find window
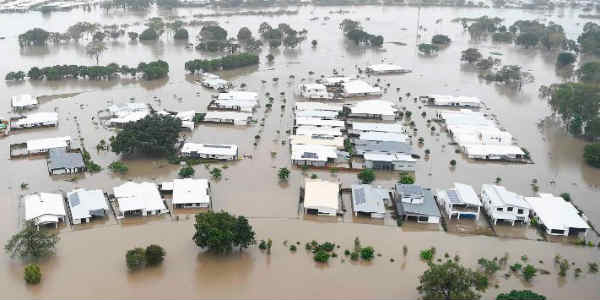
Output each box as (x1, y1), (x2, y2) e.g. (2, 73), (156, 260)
(496, 207), (503, 212)
(507, 207), (513, 212)
(517, 209), (524, 214)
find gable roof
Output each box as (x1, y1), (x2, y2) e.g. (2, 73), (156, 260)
(67, 189), (108, 220)
(24, 193), (66, 223)
(525, 193), (589, 231)
(481, 184), (529, 209)
(113, 182), (166, 213)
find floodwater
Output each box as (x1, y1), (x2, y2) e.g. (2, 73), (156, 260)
(1, 4), (600, 299)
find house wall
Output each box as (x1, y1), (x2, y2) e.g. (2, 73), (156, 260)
(293, 159), (327, 167)
(305, 207), (337, 216)
(182, 152), (236, 161)
(175, 203), (209, 209)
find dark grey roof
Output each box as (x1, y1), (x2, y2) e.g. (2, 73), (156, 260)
(355, 141), (413, 155)
(396, 184), (424, 197)
(395, 188), (440, 218)
(48, 148), (85, 170)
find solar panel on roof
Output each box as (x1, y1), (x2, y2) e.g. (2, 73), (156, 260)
(355, 188), (366, 205)
(301, 152), (318, 159)
(70, 194), (80, 206)
(446, 190), (461, 204)
(204, 144), (231, 149)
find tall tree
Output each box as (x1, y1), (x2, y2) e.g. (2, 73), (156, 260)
(193, 211), (256, 254)
(417, 260), (488, 300)
(5, 221), (60, 259)
(110, 114), (182, 156)
(86, 41), (107, 64)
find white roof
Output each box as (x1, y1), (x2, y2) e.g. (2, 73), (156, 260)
(295, 102), (343, 112)
(464, 145), (524, 156)
(525, 193), (589, 231)
(295, 126), (343, 137)
(12, 112), (58, 126)
(428, 94), (482, 106)
(291, 144), (337, 162)
(290, 135), (344, 149)
(441, 110), (496, 128)
(321, 76), (352, 85)
(363, 152), (415, 162)
(481, 184), (529, 209)
(352, 122), (406, 134)
(304, 179), (340, 212)
(108, 102), (147, 115)
(350, 100), (397, 116)
(24, 193), (66, 223)
(27, 136), (71, 152)
(11, 94), (38, 108)
(181, 143), (238, 156)
(172, 178), (210, 205)
(358, 131), (409, 143)
(351, 184), (387, 214)
(213, 99), (257, 110)
(176, 111), (196, 122)
(343, 80), (381, 95)
(295, 110), (339, 119)
(203, 78), (230, 87)
(204, 111), (252, 121)
(113, 182), (166, 213)
(295, 117), (345, 128)
(109, 111), (149, 124)
(299, 83), (327, 91)
(217, 91), (258, 101)
(368, 64), (408, 72)
(453, 183), (482, 206)
(67, 189), (109, 220)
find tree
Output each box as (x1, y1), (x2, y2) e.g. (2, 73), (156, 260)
(92, 31), (106, 42)
(311, 39), (317, 47)
(576, 62), (600, 83)
(357, 169), (375, 184)
(126, 248), (146, 271)
(266, 54), (274, 62)
(399, 175), (415, 184)
(417, 260), (488, 300)
(5, 221), (59, 259)
(179, 165), (195, 178)
(86, 41), (107, 64)
(313, 249), (330, 263)
(584, 143), (600, 168)
(108, 161), (129, 174)
(522, 264), (537, 281)
(556, 52), (576, 67)
(237, 27), (252, 42)
(360, 246), (375, 261)
(577, 22), (600, 56)
(516, 32), (540, 48)
(339, 19), (361, 33)
(145, 244), (166, 266)
(110, 114), (182, 156)
(492, 32), (513, 43)
(258, 22), (272, 35)
(548, 83), (600, 137)
(450, 159), (457, 166)
(138, 60), (169, 80)
(174, 28), (189, 40)
(278, 167), (290, 182)
(128, 31), (139, 40)
(24, 264), (42, 284)
(496, 290), (546, 300)
(461, 48), (482, 64)
(18, 28), (50, 47)
(210, 168), (222, 180)
(199, 25), (228, 41)
(192, 211), (256, 254)
(432, 34), (451, 45)
(139, 28), (158, 40)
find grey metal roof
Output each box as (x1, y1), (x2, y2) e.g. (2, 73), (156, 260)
(395, 188), (440, 218)
(47, 148), (85, 170)
(355, 140), (413, 155)
(351, 184), (387, 214)
(446, 189), (461, 204)
(396, 184), (424, 198)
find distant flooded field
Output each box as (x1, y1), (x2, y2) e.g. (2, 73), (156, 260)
(0, 4), (599, 298)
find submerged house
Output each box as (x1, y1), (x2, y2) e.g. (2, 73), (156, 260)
(290, 135), (345, 150)
(297, 83), (332, 99)
(355, 131), (409, 143)
(346, 100), (397, 121)
(366, 64), (411, 74)
(203, 111), (252, 125)
(113, 182), (168, 217)
(172, 178), (211, 209)
(10, 112), (58, 129)
(303, 179), (340, 216)
(181, 143), (238, 160)
(481, 184), (530, 226)
(295, 126), (343, 138)
(295, 102), (344, 113)
(24, 192), (66, 227)
(217, 91), (258, 101)
(11, 94), (38, 111)
(202, 77), (231, 90)
(295, 117), (345, 128)
(348, 122), (408, 135)
(525, 193), (590, 237)
(394, 184), (441, 224)
(47, 148), (85, 175)
(319, 76), (352, 88)
(107, 103), (149, 126)
(67, 189), (109, 224)
(295, 110), (339, 120)
(351, 184), (388, 218)
(209, 99), (257, 112)
(361, 152), (416, 171)
(291, 144), (338, 167)
(423, 94), (482, 108)
(436, 183), (481, 220)
(341, 80), (382, 97)
(26, 136), (71, 155)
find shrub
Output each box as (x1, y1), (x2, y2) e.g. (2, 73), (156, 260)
(496, 290), (546, 300)
(583, 143), (600, 168)
(174, 28), (189, 40)
(344, 249), (351, 256)
(24, 264), (41, 284)
(450, 159), (457, 166)
(139, 28), (158, 40)
(509, 263), (522, 272)
(126, 248), (146, 271)
(320, 242), (335, 252)
(399, 174), (415, 184)
(420, 247), (435, 261)
(108, 161), (129, 174)
(289, 245), (297, 252)
(522, 264), (537, 281)
(145, 244), (166, 266)
(350, 251), (359, 261)
(313, 250), (330, 263)
(259, 240), (267, 250)
(179, 165), (194, 178)
(357, 169), (375, 184)
(360, 246), (375, 261)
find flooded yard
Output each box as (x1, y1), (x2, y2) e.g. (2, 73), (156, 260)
(0, 3), (600, 299)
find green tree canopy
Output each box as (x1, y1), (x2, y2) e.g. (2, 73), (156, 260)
(576, 62), (600, 83)
(461, 48), (483, 64)
(174, 28), (189, 40)
(18, 28), (50, 47)
(200, 25), (228, 41)
(432, 34), (451, 45)
(5, 221), (60, 260)
(139, 28), (158, 40)
(418, 43), (440, 55)
(358, 169), (375, 184)
(192, 211), (256, 254)
(24, 264), (42, 284)
(145, 244), (166, 266)
(418, 260), (488, 300)
(556, 52), (576, 67)
(237, 27), (252, 41)
(577, 22), (600, 56)
(496, 290), (546, 300)
(584, 143), (600, 168)
(110, 114), (182, 156)
(126, 248), (146, 270)
(547, 83), (600, 137)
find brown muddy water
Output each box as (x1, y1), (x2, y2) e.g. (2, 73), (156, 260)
(1, 4), (600, 299)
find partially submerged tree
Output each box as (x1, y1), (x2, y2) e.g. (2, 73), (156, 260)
(126, 248), (146, 271)
(496, 290), (546, 300)
(5, 221), (60, 260)
(357, 169), (375, 184)
(584, 143), (600, 168)
(24, 264), (42, 284)
(418, 43), (440, 55)
(86, 41), (107, 65)
(278, 167), (290, 182)
(556, 52), (576, 68)
(461, 48), (483, 64)
(145, 244), (166, 266)
(110, 115), (182, 156)
(417, 260), (488, 300)
(431, 34), (451, 45)
(192, 211), (256, 254)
